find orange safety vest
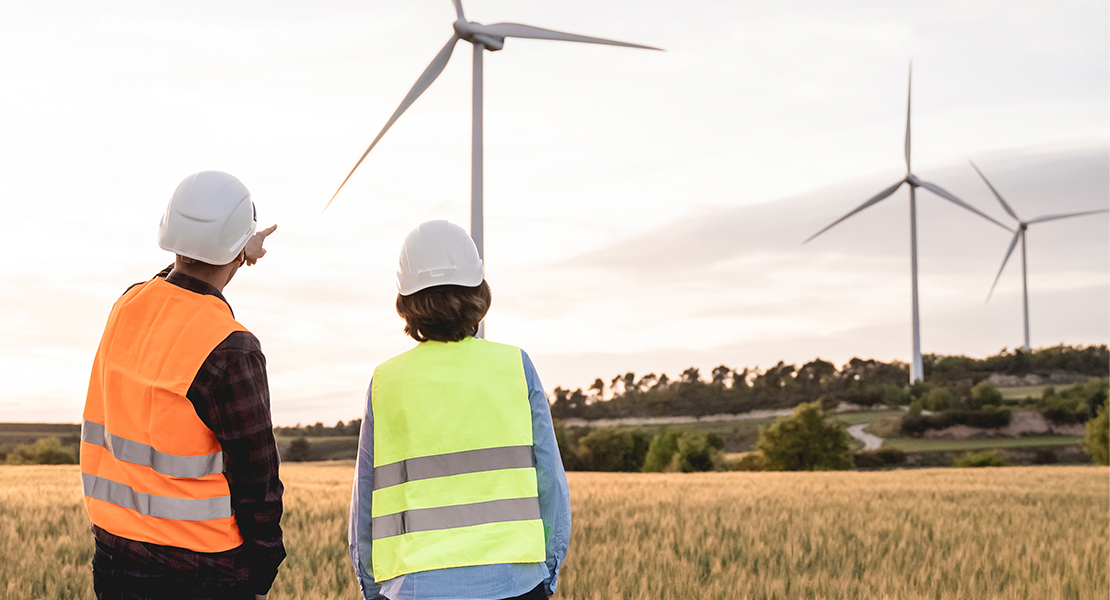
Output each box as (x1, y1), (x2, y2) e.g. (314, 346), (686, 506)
(81, 276), (246, 553)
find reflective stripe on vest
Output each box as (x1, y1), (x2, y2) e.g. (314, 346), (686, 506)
(370, 337), (545, 581)
(82, 420), (223, 479)
(80, 277), (245, 553)
(372, 445), (533, 491)
(82, 473), (233, 521)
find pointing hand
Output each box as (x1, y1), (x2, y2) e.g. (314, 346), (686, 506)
(244, 225), (278, 266)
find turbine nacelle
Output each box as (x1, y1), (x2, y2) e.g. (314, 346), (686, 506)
(453, 20), (505, 51)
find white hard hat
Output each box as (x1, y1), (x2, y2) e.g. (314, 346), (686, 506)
(158, 171), (257, 265)
(397, 220), (484, 295)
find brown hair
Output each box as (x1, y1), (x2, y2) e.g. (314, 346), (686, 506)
(396, 281), (491, 342)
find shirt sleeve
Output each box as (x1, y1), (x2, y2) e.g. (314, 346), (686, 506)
(349, 382), (385, 600)
(187, 332), (286, 595)
(521, 350), (572, 596)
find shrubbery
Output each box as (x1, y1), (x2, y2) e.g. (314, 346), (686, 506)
(280, 437), (317, 462)
(4, 436), (77, 465)
(854, 447), (906, 469)
(757, 401), (853, 471)
(1084, 403), (1109, 466)
(729, 452), (764, 471)
(1040, 378), (1108, 424)
(553, 425), (725, 472)
(575, 427), (652, 472)
(641, 430), (724, 473)
(969, 381), (1004, 409)
(954, 450), (1007, 468)
(900, 407), (1012, 435)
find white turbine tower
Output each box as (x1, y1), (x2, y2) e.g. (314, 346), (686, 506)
(804, 65), (1012, 383)
(326, 2), (659, 336)
(971, 161), (1110, 351)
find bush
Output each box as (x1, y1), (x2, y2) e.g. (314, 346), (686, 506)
(552, 419), (585, 471)
(1043, 378), (1109, 424)
(281, 437), (316, 462)
(642, 430), (724, 473)
(4, 436), (77, 465)
(954, 450), (1007, 468)
(901, 407), (1012, 435)
(729, 452), (764, 471)
(1084, 403), (1109, 466)
(969, 381), (1004, 409)
(844, 383), (909, 407)
(854, 447), (907, 469)
(1031, 449), (1058, 465)
(576, 426), (651, 472)
(924, 388), (952, 412)
(757, 401), (853, 471)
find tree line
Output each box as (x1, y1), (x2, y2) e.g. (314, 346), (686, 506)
(550, 345), (1109, 420)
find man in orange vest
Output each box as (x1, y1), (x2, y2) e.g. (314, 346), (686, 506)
(81, 171), (285, 600)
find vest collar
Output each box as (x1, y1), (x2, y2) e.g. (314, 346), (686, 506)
(164, 270), (234, 317)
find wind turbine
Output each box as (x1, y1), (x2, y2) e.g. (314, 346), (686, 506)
(326, 2), (659, 333)
(971, 160), (1109, 351)
(803, 65), (1012, 383)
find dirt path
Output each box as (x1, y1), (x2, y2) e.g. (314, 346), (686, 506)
(848, 424), (883, 450)
(562, 408), (796, 429)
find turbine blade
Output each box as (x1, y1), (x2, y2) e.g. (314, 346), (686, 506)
(905, 62), (912, 172)
(913, 178), (1012, 231)
(453, 0), (464, 20)
(803, 179), (904, 244)
(986, 230), (1022, 302)
(477, 22), (662, 50)
(1028, 208), (1110, 225)
(969, 160), (1020, 221)
(325, 35), (460, 211)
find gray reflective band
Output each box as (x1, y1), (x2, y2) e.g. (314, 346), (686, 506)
(82, 420), (223, 479)
(373, 445), (534, 491)
(81, 473), (233, 521)
(372, 496), (541, 540)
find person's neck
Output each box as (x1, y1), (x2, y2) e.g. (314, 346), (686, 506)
(172, 257), (235, 292)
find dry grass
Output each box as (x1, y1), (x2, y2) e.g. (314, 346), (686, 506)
(2, 464), (1106, 600)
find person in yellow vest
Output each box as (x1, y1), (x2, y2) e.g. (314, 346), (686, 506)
(349, 220), (572, 600)
(81, 171), (285, 600)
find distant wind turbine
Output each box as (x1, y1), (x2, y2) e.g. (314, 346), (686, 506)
(971, 160), (1109, 351)
(804, 65), (1012, 383)
(325, 2), (659, 318)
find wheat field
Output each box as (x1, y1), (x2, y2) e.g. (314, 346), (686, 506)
(2, 464), (1106, 600)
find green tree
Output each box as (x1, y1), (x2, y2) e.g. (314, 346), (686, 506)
(282, 437), (315, 462)
(576, 427), (651, 472)
(1084, 403), (1109, 466)
(641, 430), (681, 472)
(711, 365), (731, 387)
(671, 431), (724, 472)
(642, 430), (724, 473)
(756, 401), (853, 471)
(588, 378), (605, 400)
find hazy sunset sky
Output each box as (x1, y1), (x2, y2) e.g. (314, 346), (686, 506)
(1, 1), (1107, 425)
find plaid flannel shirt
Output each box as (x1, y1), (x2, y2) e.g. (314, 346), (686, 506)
(92, 267), (286, 595)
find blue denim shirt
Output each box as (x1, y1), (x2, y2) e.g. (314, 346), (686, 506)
(348, 348), (572, 600)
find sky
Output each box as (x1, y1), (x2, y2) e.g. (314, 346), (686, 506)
(0, 1), (1107, 425)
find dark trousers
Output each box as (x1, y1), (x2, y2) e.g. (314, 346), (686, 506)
(504, 583), (547, 600)
(92, 542), (254, 600)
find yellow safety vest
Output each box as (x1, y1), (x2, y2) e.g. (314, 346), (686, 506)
(370, 336), (545, 581)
